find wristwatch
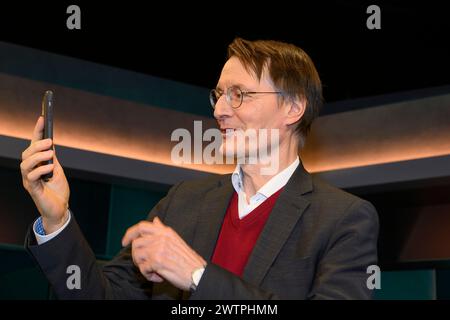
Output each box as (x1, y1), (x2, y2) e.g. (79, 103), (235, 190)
(190, 266), (205, 291)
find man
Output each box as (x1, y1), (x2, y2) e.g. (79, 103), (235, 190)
(20, 38), (379, 299)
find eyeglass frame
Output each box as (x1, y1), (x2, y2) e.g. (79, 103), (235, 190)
(209, 86), (283, 109)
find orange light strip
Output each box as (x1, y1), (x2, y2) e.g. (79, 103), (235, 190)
(1, 73), (449, 176)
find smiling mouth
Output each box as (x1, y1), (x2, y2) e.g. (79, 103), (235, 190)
(220, 128), (238, 137)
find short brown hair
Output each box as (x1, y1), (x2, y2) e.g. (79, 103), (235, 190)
(227, 38), (323, 146)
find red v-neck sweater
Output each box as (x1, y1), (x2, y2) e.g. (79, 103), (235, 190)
(211, 188), (283, 277)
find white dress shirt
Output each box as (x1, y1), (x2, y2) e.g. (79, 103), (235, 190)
(231, 157), (300, 219)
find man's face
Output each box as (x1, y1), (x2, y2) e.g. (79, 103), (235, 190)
(214, 57), (288, 160)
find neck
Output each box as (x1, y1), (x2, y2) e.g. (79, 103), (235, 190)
(240, 138), (299, 200)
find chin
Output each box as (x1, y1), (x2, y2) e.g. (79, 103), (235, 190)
(219, 141), (237, 159)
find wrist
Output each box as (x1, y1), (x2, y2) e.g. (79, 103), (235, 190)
(42, 211), (68, 234)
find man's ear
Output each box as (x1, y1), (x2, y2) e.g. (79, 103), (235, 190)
(285, 96), (306, 126)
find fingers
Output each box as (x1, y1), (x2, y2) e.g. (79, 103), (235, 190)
(31, 116), (45, 144)
(138, 262), (164, 283)
(124, 218), (192, 260)
(131, 234), (152, 250)
(20, 149), (54, 176)
(122, 224), (143, 247)
(22, 138), (53, 162)
(27, 163), (55, 182)
(148, 273), (164, 283)
(128, 219), (205, 289)
(130, 226), (198, 270)
(131, 239), (164, 283)
(122, 220), (162, 247)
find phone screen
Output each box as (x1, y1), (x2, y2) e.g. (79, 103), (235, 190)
(41, 90), (54, 181)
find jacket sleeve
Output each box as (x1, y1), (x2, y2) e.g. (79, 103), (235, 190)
(308, 199), (379, 299)
(189, 263), (280, 300)
(25, 182), (183, 299)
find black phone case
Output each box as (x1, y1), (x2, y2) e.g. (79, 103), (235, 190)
(41, 90), (54, 181)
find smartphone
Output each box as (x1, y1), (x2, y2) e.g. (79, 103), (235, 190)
(41, 90), (54, 181)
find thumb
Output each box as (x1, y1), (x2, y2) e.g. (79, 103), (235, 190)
(153, 216), (163, 225)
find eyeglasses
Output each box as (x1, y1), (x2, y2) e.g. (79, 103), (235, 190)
(209, 86), (282, 109)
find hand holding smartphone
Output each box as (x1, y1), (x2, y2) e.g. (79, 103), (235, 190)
(41, 90), (54, 181)
(20, 90), (70, 232)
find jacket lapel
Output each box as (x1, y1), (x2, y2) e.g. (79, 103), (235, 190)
(242, 162), (313, 286)
(191, 175), (234, 261)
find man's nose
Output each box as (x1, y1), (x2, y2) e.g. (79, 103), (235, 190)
(213, 96), (234, 120)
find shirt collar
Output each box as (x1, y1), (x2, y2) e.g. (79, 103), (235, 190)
(231, 157), (300, 198)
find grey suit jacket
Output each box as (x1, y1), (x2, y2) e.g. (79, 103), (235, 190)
(25, 162), (379, 299)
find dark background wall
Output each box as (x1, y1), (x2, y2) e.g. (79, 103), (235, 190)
(1, 1), (450, 300)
